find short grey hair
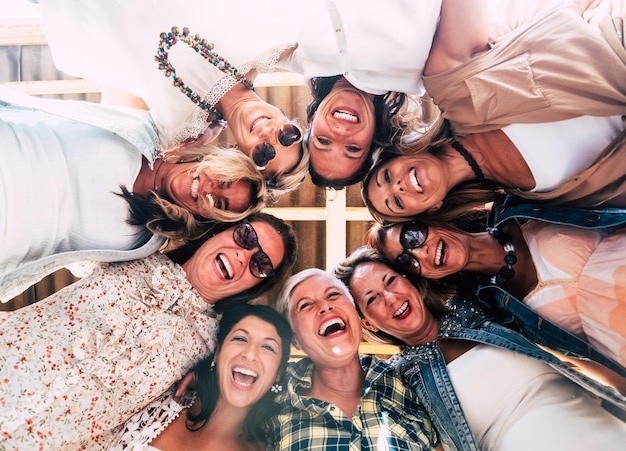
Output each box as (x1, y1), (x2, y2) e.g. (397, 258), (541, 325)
(277, 267), (354, 325)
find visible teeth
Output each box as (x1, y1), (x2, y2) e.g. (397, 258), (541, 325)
(232, 367), (258, 387)
(393, 301), (409, 318)
(435, 240), (445, 267)
(250, 117), (269, 132)
(332, 110), (358, 123)
(191, 176), (199, 200)
(217, 254), (233, 279)
(318, 317), (346, 336)
(233, 367), (258, 378)
(205, 193), (214, 207)
(409, 169), (423, 193)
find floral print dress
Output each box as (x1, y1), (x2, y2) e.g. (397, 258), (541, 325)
(0, 253), (218, 450)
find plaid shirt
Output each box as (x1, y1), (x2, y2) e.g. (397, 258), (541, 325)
(269, 355), (439, 450)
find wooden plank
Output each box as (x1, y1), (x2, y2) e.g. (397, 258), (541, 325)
(0, 19), (46, 46)
(290, 342), (400, 360)
(1, 79), (103, 95)
(1, 71), (304, 96)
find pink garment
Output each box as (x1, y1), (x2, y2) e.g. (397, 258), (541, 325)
(522, 220), (626, 366)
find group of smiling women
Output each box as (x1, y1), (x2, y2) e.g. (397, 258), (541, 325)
(2, 0), (626, 450)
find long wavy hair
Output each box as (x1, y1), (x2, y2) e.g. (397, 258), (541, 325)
(362, 118), (504, 223)
(263, 138), (310, 198)
(166, 212), (298, 313)
(332, 245), (449, 346)
(305, 75), (412, 188)
(120, 146), (267, 241)
(366, 215), (487, 301)
(186, 303), (293, 443)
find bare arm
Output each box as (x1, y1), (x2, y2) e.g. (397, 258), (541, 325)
(100, 84), (149, 110)
(424, 0), (490, 76)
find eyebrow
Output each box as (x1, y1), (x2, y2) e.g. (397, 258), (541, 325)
(312, 141), (362, 160)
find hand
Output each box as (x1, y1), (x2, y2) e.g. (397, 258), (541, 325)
(174, 371), (197, 402)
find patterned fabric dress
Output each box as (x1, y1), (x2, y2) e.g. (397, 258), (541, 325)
(521, 220), (626, 366)
(0, 253), (218, 450)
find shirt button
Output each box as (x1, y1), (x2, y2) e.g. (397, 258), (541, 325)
(330, 406), (336, 411)
(335, 28), (342, 32)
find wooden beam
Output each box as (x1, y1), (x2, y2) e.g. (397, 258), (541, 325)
(0, 19), (46, 46)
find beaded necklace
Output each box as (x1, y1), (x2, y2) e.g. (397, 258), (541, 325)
(155, 26), (254, 121)
(477, 227), (518, 285)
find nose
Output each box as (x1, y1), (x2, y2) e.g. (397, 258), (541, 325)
(383, 289), (399, 305)
(257, 122), (278, 144)
(241, 344), (258, 362)
(392, 177), (404, 193)
(318, 300), (334, 315)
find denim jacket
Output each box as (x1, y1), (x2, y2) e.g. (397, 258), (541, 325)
(390, 299), (626, 451)
(488, 196), (626, 230)
(479, 198), (626, 377)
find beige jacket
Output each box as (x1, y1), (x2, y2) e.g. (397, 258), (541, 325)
(424, 4), (626, 135)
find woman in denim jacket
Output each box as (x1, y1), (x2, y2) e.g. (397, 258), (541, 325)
(367, 200), (626, 374)
(334, 246), (626, 451)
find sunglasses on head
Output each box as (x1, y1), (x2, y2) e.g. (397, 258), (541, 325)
(233, 220), (275, 279)
(251, 122), (303, 168)
(394, 221), (429, 276)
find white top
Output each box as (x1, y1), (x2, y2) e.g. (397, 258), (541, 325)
(277, 0), (441, 95)
(0, 107), (143, 274)
(447, 344), (626, 450)
(501, 115), (623, 191)
(39, 0), (301, 148)
(0, 86), (163, 301)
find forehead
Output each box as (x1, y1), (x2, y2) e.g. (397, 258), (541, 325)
(292, 274), (339, 297)
(380, 226), (403, 254)
(351, 262), (388, 290)
(227, 315), (281, 342)
(250, 220), (285, 265)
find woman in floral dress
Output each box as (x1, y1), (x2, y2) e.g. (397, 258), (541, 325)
(0, 213), (296, 450)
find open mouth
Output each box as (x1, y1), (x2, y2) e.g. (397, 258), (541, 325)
(215, 254), (234, 280)
(191, 176), (199, 201)
(435, 239), (446, 267)
(409, 168), (424, 193)
(393, 301), (409, 319)
(332, 109), (359, 123)
(318, 317), (347, 336)
(250, 116), (270, 133)
(232, 366), (258, 387)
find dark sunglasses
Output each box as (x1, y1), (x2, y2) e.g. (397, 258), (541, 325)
(394, 221), (429, 276)
(251, 122), (303, 168)
(233, 221), (275, 279)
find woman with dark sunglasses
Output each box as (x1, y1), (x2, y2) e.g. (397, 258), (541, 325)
(334, 246), (626, 451)
(0, 212), (297, 450)
(367, 204), (626, 372)
(38, 0), (626, 192)
(0, 85), (271, 303)
(37, 1), (309, 194)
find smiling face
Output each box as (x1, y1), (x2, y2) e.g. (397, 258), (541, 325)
(378, 224), (470, 279)
(182, 220), (285, 303)
(307, 78), (376, 181)
(367, 154), (450, 219)
(349, 262), (439, 346)
(289, 273), (362, 368)
(228, 100), (303, 176)
(214, 315), (283, 409)
(162, 162), (253, 215)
